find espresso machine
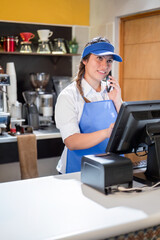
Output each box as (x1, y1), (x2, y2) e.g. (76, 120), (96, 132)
(0, 71), (11, 134)
(30, 72), (54, 127)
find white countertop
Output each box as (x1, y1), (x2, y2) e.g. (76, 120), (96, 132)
(33, 126), (61, 140)
(0, 125), (61, 143)
(0, 172), (160, 240)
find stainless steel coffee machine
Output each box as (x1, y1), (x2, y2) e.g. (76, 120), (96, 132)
(0, 72), (11, 134)
(30, 72), (54, 127)
(0, 73), (10, 112)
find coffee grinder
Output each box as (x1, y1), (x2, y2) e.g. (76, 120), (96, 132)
(30, 72), (54, 127)
(38, 93), (53, 126)
(22, 91), (39, 130)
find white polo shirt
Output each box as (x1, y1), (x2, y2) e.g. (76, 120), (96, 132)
(55, 78), (109, 173)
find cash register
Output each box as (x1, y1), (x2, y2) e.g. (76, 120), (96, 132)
(81, 100), (160, 193)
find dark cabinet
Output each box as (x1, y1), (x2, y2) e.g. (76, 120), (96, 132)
(0, 21), (79, 103)
(0, 138), (64, 164)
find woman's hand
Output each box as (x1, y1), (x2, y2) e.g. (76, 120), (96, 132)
(107, 76), (122, 112)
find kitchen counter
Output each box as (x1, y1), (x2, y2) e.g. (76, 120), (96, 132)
(0, 125), (61, 143)
(0, 172), (160, 240)
(34, 125), (61, 140)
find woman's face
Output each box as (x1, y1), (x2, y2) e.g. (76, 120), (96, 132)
(83, 54), (113, 85)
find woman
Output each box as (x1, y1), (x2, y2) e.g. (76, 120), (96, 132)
(55, 37), (122, 174)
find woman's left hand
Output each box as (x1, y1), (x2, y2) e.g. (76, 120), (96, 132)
(107, 76), (122, 112)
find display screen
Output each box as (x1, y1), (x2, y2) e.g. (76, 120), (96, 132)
(106, 100), (160, 182)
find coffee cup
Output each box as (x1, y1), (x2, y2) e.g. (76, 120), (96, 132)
(37, 29), (53, 41)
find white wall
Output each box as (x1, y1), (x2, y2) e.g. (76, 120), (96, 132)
(89, 0), (160, 78)
(72, 26), (90, 77)
(90, 0), (160, 26)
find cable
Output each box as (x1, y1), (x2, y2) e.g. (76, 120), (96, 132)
(117, 181), (160, 193)
(134, 146), (148, 157)
(135, 151), (148, 157)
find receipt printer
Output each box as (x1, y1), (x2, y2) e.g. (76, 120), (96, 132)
(81, 153), (133, 194)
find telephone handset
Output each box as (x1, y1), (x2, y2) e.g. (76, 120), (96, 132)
(106, 71), (112, 93)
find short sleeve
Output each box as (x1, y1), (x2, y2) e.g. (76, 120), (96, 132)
(55, 88), (80, 141)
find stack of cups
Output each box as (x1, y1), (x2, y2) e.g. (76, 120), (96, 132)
(6, 62), (18, 114)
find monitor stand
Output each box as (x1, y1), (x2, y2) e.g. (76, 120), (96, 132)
(133, 171), (156, 186)
(134, 123), (160, 186)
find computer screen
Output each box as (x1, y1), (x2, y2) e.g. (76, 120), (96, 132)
(106, 100), (160, 183)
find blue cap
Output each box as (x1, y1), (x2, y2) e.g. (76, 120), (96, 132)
(82, 42), (122, 62)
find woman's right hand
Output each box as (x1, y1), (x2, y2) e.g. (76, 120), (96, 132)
(107, 123), (115, 138)
(64, 123), (115, 151)
(107, 76), (122, 112)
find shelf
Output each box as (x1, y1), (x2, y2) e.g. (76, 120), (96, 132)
(0, 21), (74, 104)
(0, 51), (81, 57)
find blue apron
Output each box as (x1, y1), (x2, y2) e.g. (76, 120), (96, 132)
(66, 100), (117, 173)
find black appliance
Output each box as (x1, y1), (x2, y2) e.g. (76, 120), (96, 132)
(22, 91), (39, 130)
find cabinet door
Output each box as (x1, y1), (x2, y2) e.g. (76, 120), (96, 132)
(120, 11), (160, 101)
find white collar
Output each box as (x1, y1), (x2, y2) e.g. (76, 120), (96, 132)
(82, 78), (107, 97)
